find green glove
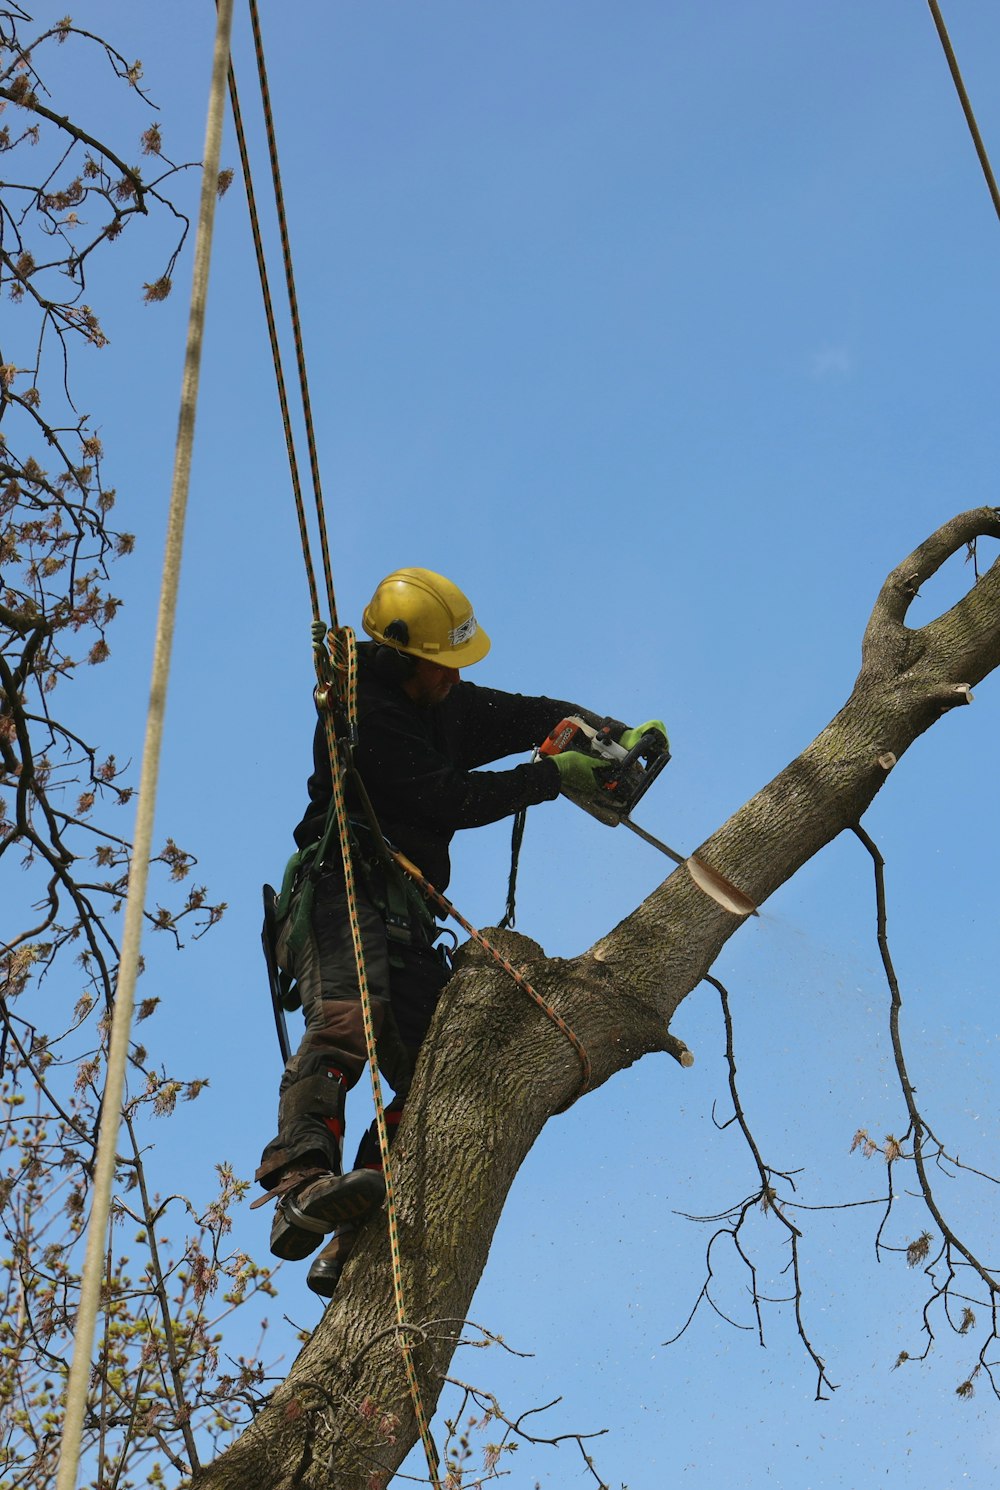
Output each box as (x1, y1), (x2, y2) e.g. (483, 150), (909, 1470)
(550, 749), (607, 796)
(619, 719), (669, 752)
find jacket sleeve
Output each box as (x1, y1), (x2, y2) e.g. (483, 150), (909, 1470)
(354, 699), (563, 833)
(449, 683), (625, 770)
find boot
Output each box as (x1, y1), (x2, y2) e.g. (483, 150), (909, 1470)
(269, 1169), (385, 1262)
(352, 1095), (404, 1171)
(260, 1067), (385, 1261)
(306, 1224), (358, 1298)
(302, 1100), (401, 1290)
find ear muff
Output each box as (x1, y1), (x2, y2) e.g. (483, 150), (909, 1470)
(373, 640), (417, 682)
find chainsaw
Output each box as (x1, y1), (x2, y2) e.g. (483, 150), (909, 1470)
(539, 716), (755, 916)
(539, 715), (670, 825)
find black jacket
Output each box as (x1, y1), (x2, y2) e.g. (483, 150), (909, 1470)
(294, 645), (610, 891)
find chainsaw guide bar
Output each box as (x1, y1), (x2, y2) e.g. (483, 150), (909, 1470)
(542, 717), (757, 917)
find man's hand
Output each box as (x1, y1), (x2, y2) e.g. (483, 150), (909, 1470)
(550, 749), (607, 796)
(619, 719), (669, 751)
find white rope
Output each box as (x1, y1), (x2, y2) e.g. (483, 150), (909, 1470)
(54, 4), (235, 1486)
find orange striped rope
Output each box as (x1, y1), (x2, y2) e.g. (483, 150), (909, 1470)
(315, 629), (441, 1482)
(228, 6), (442, 1474)
(231, 8), (592, 1468)
(224, 49), (320, 623)
(390, 850), (592, 1110)
(246, 0), (339, 627)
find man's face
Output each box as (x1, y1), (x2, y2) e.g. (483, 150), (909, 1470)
(402, 658), (461, 706)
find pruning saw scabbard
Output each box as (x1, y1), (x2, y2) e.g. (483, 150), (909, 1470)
(261, 882), (297, 1067)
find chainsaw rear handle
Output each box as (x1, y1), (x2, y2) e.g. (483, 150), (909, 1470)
(538, 715), (593, 758)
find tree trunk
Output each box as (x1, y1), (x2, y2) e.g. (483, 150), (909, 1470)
(191, 508), (1000, 1490)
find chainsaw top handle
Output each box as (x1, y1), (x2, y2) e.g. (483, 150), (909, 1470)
(593, 719), (670, 815)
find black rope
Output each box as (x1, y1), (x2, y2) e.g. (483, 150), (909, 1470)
(499, 805), (527, 930)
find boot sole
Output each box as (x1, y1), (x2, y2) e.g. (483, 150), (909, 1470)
(270, 1171), (385, 1261)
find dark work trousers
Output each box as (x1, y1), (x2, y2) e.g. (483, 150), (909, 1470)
(256, 868), (450, 1190)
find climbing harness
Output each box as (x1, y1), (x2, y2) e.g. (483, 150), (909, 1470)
(340, 744), (593, 1107)
(260, 797), (440, 1070)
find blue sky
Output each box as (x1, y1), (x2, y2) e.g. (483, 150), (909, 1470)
(26, 3), (1000, 1486)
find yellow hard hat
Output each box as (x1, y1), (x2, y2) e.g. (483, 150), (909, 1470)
(362, 568), (491, 668)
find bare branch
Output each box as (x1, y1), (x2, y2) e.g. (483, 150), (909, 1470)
(852, 824), (1000, 1396)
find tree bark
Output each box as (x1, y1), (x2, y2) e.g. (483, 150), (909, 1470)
(191, 508), (1000, 1490)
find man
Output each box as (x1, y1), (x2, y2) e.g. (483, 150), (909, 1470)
(256, 567), (665, 1297)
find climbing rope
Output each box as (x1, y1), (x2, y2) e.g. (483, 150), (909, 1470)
(230, 14), (442, 1477)
(224, 48), (320, 622)
(234, 5), (592, 1470)
(54, 6), (236, 1489)
(314, 628), (443, 1483)
(246, 0), (338, 627)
